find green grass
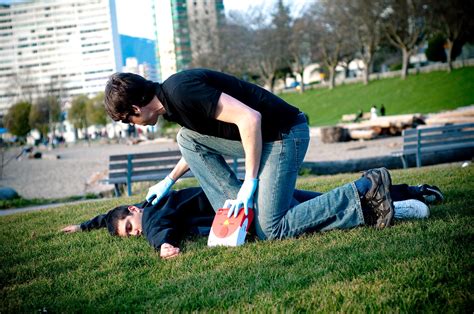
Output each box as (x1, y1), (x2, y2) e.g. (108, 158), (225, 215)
(1, 163), (472, 312)
(281, 67), (474, 126)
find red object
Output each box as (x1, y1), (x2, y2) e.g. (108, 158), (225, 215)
(207, 208), (254, 246)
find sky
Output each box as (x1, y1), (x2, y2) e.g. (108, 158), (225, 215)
(1, 0), (309, 40)
(116, 0), (310, 40)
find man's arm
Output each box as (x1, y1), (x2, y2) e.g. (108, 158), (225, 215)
(214, 92), (262, 216)
(146, 157), (190, 205)
(169, 157), (190, 181)
(60, 214), (108, 233)
(148, 188), (211, 259)
(214, 92), (262, 179)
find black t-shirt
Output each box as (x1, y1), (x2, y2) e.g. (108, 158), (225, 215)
(156, 69), (300, 142)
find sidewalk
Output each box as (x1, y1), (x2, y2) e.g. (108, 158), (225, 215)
(0, 198), (110, 216)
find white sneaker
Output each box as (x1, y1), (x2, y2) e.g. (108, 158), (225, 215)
(394, 199), (430, 219)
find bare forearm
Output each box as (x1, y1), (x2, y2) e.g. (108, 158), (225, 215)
(238, 113), (262, 179)
(169, 157), (189, 181)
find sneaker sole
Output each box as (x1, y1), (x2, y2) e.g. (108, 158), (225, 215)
(375, 168), (395, 229)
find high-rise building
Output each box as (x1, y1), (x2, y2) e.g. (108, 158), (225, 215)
(187, 0), (224, 63)
(120, 34), (158, 81)
(152, 0), (224, 81)
(0, 0), (122, 115)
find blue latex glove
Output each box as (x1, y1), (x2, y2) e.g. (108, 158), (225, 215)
(225, 178), (258, 218)
(146, 176), (175, 206)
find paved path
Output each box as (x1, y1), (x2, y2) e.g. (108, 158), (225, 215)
(0, 198), (109, 216)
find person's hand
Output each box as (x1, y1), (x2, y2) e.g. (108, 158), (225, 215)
(160, 243), (180, 259)
(224, 178), (258, 218)
(61, 225), (81, 233)
(146, 176), (175, 206)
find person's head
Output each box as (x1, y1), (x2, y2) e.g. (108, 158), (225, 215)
(104, 72), (164, 126)
(106, 205), (144, 237)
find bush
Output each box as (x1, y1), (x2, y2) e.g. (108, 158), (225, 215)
(3, 101), (31, 138)
(425, 34), (463, 62)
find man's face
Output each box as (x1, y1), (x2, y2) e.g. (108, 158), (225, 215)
(116, 206), (144, 237)
(126, 96), (166, 126)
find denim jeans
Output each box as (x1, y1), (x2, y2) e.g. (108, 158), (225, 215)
(177, 122), (365, 240)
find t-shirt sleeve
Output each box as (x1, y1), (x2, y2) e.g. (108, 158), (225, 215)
(171, 73), (222, 119)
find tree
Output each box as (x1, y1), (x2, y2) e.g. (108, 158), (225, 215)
(346, 0), (385, 85)
(272, 0), (292, 65)
(248, 1), (292, 92)
(382, 0), (429, 79)
(3, 101), (31, 138)
(425, 33), (463, 63)
(29, 96), (60, 138)
(252, 26), (282, 92)
(191, 11), (254, 77)
(68, 94), (90, 138)
(310, 0), (355, 89)
(427, 0), (474, 72)
(288, 15), (313, 93)
(87, 93), (107, 126)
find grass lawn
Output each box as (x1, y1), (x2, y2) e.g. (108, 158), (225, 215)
(281, 67), (474, 126)
(1, 163), (472, 312)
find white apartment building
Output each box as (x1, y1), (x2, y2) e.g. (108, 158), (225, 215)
(0, 0), (122, 116)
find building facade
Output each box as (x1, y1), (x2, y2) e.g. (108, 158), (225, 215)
(120, 34), (157, 81)
(0, 0), (122, 116)
(187, 0), (224, 64)
(152, 0), (224, 81)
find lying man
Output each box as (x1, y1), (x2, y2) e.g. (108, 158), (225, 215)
(62, 181), (444, 259)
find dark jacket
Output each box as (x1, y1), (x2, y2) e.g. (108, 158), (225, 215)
(80, 187), (215, 250)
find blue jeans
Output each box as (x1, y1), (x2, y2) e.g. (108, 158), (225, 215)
(177, 122), (365, 240)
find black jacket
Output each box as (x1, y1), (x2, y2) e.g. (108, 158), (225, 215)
(80, 187), (215, 250)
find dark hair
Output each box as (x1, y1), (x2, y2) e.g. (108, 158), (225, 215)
(104, 72), (158, 122)
(105, 205), (133, 236)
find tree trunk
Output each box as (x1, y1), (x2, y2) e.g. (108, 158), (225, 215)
(445, 39), (453, 73)
(363, 64), (369, 85)
(299, 70), (305, 94)
(328, 66), (336, 90)
(265, 74), (275, 93)
(363, 52), (373, 85)
(401, 48), (410, 80)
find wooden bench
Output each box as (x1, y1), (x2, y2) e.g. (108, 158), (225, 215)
(392, 123), (474, 168)
(104, 149), (245, 196)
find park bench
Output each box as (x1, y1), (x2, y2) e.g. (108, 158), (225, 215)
(392, 122), (474, 168)
(104, 149), (245, 196)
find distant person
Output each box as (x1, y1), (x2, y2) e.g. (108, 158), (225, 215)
(380, 104), (386, 116)
(370, 105), (378, 120)
(61, 184), (444, 259)
(127, 124), (136, 138)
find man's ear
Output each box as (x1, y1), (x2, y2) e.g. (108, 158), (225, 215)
(128, 205), (143, 213)
(130, 105), (141, 115)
